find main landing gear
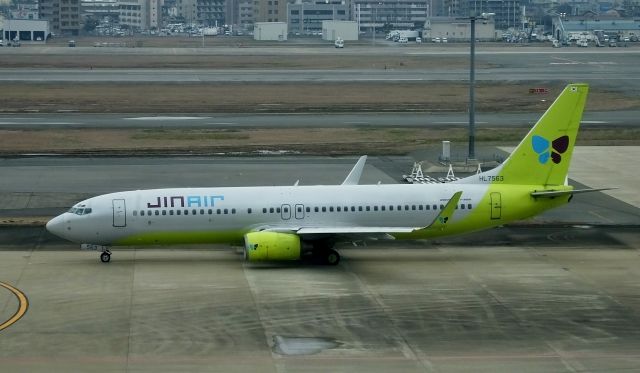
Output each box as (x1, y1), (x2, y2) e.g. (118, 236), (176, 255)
(310, 242), (340, 266)
(100, 250), (112, 263)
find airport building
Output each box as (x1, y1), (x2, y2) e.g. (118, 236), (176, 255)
(423, 16), (496, 40)
(81, 0), (120, 19)
(351, 0), (430, 31)
(254, 21), (287, 39)
(176, 0), (225, 26)
(1, 19), (50, 42)
(287, 1), (349, 36)
(456, 0), (521, 29)
(322, 20), (358, 40)
(38, 0), (81, 35)
(254, 0), (287, 22)
(118, 0), (162, 30)
(552, 16), (640, 40)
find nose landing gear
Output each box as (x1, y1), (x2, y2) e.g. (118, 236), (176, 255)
(100, 250), (112, 263)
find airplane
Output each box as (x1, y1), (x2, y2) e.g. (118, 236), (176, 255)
(46, 83), (609, 265)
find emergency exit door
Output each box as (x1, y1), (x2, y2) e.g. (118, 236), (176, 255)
(112, 199), (127, 227)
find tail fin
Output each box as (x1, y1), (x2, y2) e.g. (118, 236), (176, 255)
(497, 83), (589, 186)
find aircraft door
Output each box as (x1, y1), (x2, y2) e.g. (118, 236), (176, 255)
(295, 204), (305, 220)
(281, 204), (291, 220)
(490, 192), (501, 220)
(112, 199), (127, 227)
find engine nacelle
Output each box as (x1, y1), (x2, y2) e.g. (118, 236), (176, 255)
(244, 232), (301, 262)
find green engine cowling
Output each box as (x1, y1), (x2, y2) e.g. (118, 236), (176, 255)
(244, 232), (302, 262)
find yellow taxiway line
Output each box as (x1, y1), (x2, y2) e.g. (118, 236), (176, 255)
(0, 281), (29, 332)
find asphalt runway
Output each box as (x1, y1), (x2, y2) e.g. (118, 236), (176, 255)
(2, 48), (640, 88)
(1, 66), (638, 83)
(0, 155), (639, 372)
(0, 111), (638, 129)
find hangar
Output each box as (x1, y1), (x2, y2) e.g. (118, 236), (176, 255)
(1, 19), (50, 44)
(254, 22), (288, 41)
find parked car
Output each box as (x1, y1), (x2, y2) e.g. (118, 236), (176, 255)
(415, 37), (422, 43)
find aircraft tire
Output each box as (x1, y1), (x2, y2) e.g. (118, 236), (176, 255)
(100, 252), (111, 263)
(325, 249), (340, 266)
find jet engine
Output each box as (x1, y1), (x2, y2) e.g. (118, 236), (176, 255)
(244, 232), (301, 262)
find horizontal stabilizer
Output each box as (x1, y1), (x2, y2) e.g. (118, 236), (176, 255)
(531, 187), (616, 198)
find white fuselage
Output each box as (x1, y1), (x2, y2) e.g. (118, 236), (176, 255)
(47, 183), (488, 246)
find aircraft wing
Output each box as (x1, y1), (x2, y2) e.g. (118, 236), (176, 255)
(341, 156), (367, 185)
(262, 191), (464, 237)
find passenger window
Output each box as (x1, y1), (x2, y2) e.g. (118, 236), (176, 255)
(351, 206), (355, 212)
(432, 205), (437, 210)
(461, 204), (465, 209)
(217, 209), (222, 215)
(366, 206), (370, 211)
(276, 207), (281, 213)
(263, 208), (267, 213)
(440, 205), (444, 210)
(147, 210), (151, 216)
(177, 210), (181, 215)
(224, 209), (228, 214)
(381, 206), (385, 211)
(389, 205), (394, 211)
(411, 205), (416, 211)
(232, 208), (236, 214)
(374, 206), (378, 211)
(315, 207), (319, 212)
(247, 208), (252, 214)
(337, 207), (341, 212)
(208, 209), (213, 214)
(133, 211), (138, 216)
(140, 211), (145, 216)
(358, 206), (363, 211)
(468, 204), (472, 209)
(404, 205), (409, 210)
(425, 205), (430, 210)
(397, 205), (402, 210)
(418, 205), (423, 210)
(184, 210), (189, 215)
(329, 207), (334, 212)
(200, 209), (204, 215)
(170, 210), (174, 215)
(162, 210), (166, 216)
(284, 207), (288, 213)
(322, 207), (326, 212)
(306, 207), (311, 213)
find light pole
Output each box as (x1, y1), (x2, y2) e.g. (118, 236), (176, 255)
(372, 2), (381, 45)
(459, 12), (493, 161)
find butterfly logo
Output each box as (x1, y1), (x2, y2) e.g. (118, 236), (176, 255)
(532, 135), (569, 164)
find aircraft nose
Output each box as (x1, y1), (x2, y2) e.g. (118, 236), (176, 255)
(46, 215), (68, 239)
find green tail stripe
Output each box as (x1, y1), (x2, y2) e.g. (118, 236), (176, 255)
(498, 84), (589, 186)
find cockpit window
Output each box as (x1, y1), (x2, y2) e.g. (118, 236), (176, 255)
(67, 207), (92, 215)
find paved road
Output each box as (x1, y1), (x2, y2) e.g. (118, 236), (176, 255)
(1, 156), (638, 225)
(1, 225), (639, 372)
(1, 48), (639, 86)
(0, 111), (638, 129)
(1, 66), (639, 83)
